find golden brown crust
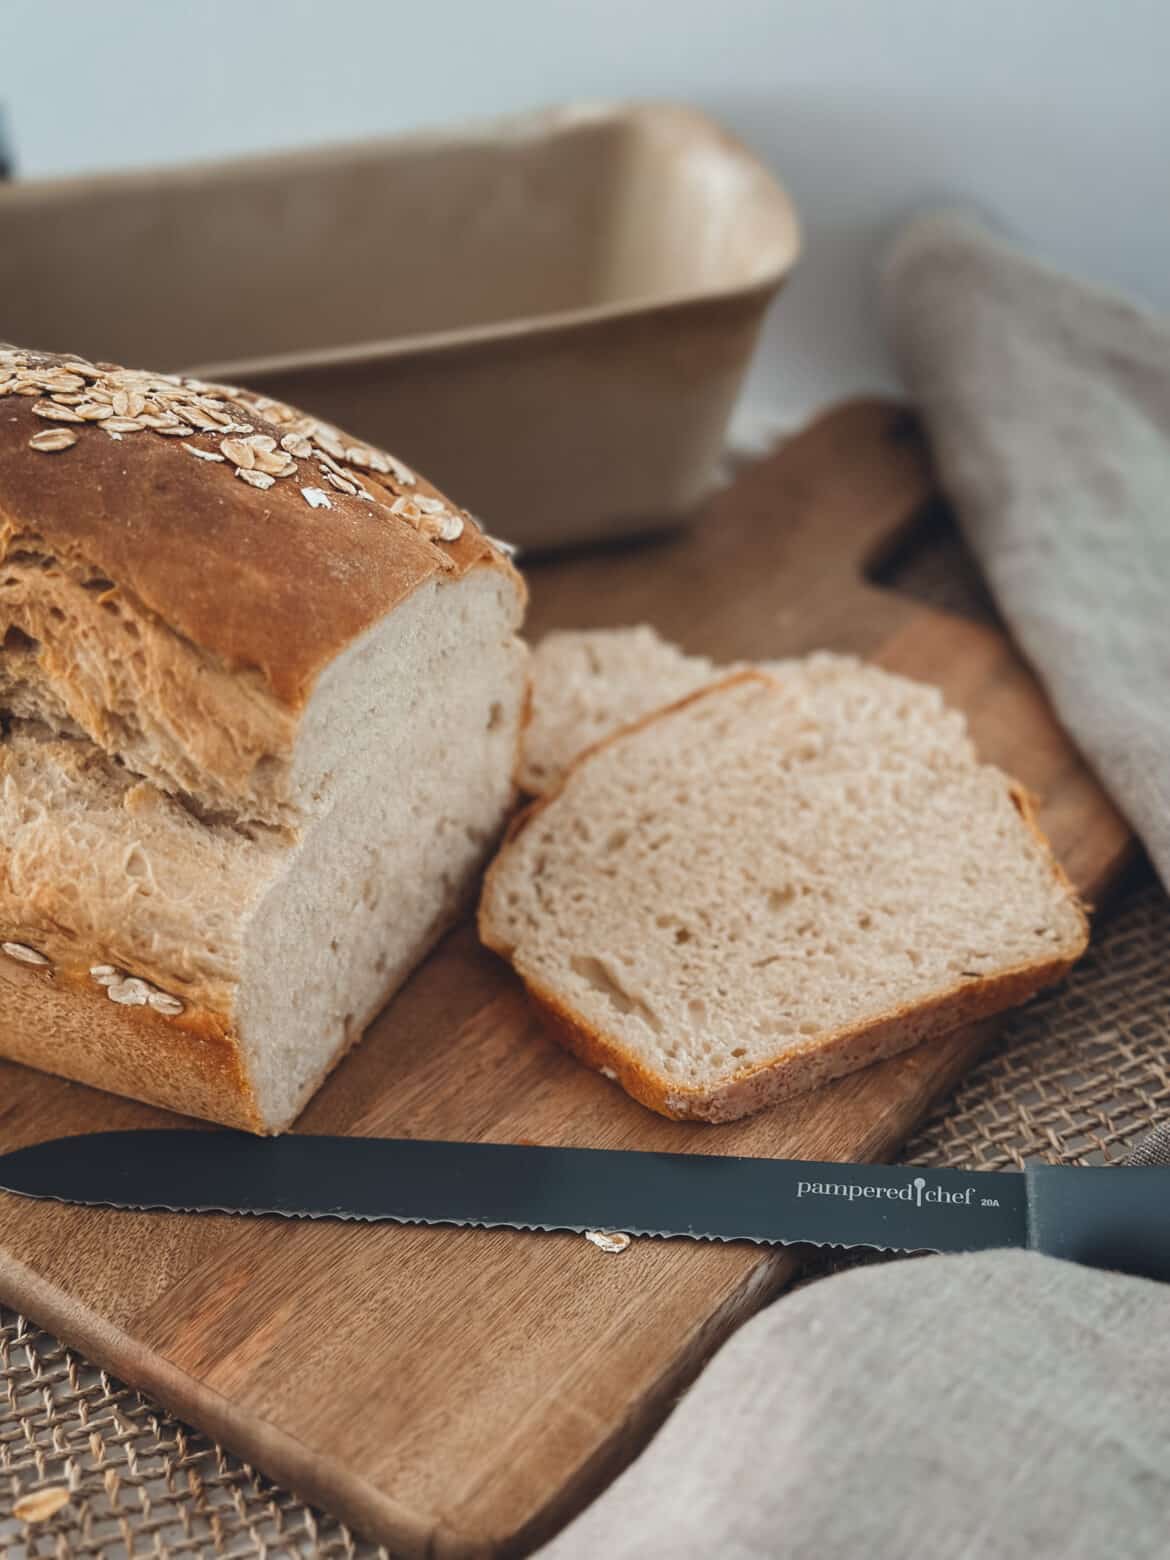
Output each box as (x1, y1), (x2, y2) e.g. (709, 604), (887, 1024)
(0, 345), (523, 709)
(0, 955), (264, 1132)
(518, 945), (1082, 1123)
(478, 671), (1090, 1124)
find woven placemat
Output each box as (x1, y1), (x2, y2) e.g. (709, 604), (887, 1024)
(3, 502), (1168, 1559)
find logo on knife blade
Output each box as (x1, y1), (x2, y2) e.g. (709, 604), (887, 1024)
(795, 1174), (999, 1209)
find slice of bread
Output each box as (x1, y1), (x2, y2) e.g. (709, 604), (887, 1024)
(518, 626), (717, 795)
(481, 658), (1088, 1122)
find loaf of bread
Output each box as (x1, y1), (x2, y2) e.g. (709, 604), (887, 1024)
(481, 659), (1087, 1122)
(0, 344), (527, 1132)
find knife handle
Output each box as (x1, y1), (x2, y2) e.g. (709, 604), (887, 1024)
(1026, 1164), (1170, 1283)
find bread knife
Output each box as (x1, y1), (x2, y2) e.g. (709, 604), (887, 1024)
(2, 1132), (1168, 1281)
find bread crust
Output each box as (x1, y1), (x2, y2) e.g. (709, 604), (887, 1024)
(479, 676), (1089, 1124)
(0, 891), (473, 1132)
(0, 954), (265, 1131)
(517, 940), (1082, 1122)
(0, 346), (523, 711)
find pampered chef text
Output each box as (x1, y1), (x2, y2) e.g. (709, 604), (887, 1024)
(795, 1175), (985, 1208)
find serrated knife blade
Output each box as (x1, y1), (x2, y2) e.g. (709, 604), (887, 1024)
(1, 1132), (1168, 1279)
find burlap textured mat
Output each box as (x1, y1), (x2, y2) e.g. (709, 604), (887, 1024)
(3, 507), (1168, 1558)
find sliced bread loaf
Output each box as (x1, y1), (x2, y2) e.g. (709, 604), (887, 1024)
(480, 658), (1087, 1122)
(0, 344), (527, 1133)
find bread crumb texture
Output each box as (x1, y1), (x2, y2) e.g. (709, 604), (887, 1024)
(519, 626), (719, 794)
(520, 624), (803, 795)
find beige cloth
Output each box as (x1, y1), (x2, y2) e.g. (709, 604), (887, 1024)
(541, 1248), (1170, 1560)
(883, 212), (1170, 894)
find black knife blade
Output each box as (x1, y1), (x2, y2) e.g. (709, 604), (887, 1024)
(1, 1133), (1167, 1279)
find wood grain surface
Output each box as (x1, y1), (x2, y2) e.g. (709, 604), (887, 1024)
(0, 401), (1132, 1556)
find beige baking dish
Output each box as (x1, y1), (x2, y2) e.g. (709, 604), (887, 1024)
(0, 103), (799, 548)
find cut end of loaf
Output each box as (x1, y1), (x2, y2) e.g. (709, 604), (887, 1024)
(480, 659), (1088, 1123)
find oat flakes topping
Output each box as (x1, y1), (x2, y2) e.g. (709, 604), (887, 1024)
(107, 976), (151, 1006)
(2, 941), (51, 967)
(27, 428), (78, 453)
(424, 511), (465, 543)
(237, 467), (275, 491)
(385, 453), (417, 486)
(220, 435), (256, 468)
(31, 400), (84, 423)
(92, 963), (186, 1017)
(2, 345), (467, 550)
(111, 388), (146, 418)
(148, 991), (186, 1016)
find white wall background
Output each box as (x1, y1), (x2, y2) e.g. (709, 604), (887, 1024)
(2, 0), (1167, 423)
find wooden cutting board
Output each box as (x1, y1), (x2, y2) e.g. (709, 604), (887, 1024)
(0, 401), (1132, 1557)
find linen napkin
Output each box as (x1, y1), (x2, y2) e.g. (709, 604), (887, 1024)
(882, 212), (1170, 894)
(540, 1247), (1170, 1560)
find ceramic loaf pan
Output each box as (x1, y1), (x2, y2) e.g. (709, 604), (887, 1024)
(0, 103), (799, 549)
